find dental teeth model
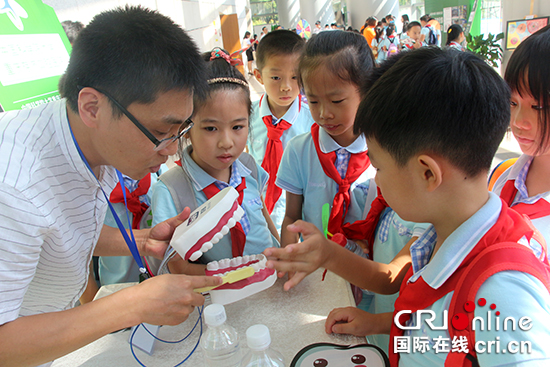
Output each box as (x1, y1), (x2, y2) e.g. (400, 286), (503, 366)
(158, 186), (276, 304)
(205, 254), (276, 305)
(169, 186), (245, 262)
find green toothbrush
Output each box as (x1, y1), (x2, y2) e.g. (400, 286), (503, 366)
(322, 203), (331, 238)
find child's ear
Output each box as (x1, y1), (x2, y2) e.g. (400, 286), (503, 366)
(416, 154), (443, 192)
(77, 87), (103, 129)
(253, 69), (264, 85)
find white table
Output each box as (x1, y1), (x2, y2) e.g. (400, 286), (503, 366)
(52, 269), (366, 366)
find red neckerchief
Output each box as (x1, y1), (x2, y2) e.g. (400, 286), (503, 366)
(331, 188), (389, 256)
(203, 179), (247, 257)
(311, 123), (370, 237)
(260, 95), (297, 213)
(389, 201), (536, 366)
(499, 179), (550, 219)
(109, 174), (151, 229)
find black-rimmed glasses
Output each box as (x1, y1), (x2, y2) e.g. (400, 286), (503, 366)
(79, 86), (193, 151)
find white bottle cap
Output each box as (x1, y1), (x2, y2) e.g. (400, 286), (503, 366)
(204, 304), (227, 327)
(246, 324), (271, 351)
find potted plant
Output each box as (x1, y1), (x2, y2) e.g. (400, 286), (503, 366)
(466, 32), (504, 67)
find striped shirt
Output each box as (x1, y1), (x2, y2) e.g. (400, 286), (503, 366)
(0, 99), (117, 325)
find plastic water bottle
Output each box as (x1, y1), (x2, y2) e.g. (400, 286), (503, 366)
(201, 304), (241, 367)
(241, 324), (284, 367)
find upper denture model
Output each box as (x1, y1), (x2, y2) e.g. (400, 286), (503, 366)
(158, 186), (277, 305)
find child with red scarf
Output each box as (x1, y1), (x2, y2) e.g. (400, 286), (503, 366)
(266, 47), (550, 366)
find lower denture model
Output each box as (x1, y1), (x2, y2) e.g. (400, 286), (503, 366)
(157, 186), (277, 305)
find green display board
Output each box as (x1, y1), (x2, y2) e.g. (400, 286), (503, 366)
(0, 0), (71, 112)
(424, 0), (481, 38)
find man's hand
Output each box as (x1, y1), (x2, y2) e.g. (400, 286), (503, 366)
(124, 273), (222, 326)
(139, 207), (191, 259)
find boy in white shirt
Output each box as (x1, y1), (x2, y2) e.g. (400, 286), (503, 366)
(248, 30), (315, 231)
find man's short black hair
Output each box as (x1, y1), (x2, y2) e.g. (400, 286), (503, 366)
(255, 30), (305, 71)
(60, 6), (207, 116)
(355, 48), (510, 177)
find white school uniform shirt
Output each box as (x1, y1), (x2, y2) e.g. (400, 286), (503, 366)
(371, 37), (386, 63)
(276, 127), (376, 233)
(151, 146), (279, 263)
(492, 154), (550, 253)
(400, 193), (550, 366)
(248, 94), (315, 230)
(0, 100), (117, 366)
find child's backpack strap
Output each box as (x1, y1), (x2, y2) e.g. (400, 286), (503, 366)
(158, 166), (198, 213)
(446, 242), (550, 367)
(488, 158), (518, 191)
(237, 151), (259, 183)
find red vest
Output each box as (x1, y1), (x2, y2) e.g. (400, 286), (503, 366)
(389, 201), (549, 366)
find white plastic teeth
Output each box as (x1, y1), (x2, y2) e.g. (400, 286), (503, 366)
(188, 206), (246, 262)
(206, 254), (267, 274)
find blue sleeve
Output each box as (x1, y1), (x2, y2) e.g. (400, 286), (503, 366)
(275, 137), (304, 195)
(256, 161), (269, 193)
(475, 271), (550, 366)
(150, 180), (179, 227)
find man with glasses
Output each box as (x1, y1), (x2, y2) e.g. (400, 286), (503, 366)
(0, 6), (221, 366)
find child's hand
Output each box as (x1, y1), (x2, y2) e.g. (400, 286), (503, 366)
(263, 220), (334, 291)
(325, 307), (378, 336)
(355, 239), (370, 255)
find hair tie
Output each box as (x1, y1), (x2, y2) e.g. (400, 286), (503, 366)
(207, 77), (248, 87)
(210, 47), (231, 64)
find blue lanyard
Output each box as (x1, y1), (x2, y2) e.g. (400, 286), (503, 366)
(68, 121), (150, 278)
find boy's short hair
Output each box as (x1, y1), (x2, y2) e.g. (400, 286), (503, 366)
(255, 30), (305, 71)
(407, 21), (421, 31)
(420, 14), (432, 23)
(61, 20), (84, 44)
(355, 48), (510, 177)
(60, 5), (207, 116)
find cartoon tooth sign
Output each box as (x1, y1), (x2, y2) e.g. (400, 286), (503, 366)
(1, 0), (28, 31)
(290, 343), (389, 367)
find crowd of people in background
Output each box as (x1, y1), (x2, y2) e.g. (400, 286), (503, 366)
(243, 13), (465, 72)
(358, 13), (466, 64)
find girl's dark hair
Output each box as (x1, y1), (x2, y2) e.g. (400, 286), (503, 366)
(401, 20), (409, 33)
(505, 24), (550, 153)
(299, 30), (375, 97)
(179, 48), (251, 159)
(244, 31), (250, 38)
(193, 48), (251, 117)
(375, 27), (384, 42)
(446, 24), (463, 45)
(386, 25), (396, 37)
